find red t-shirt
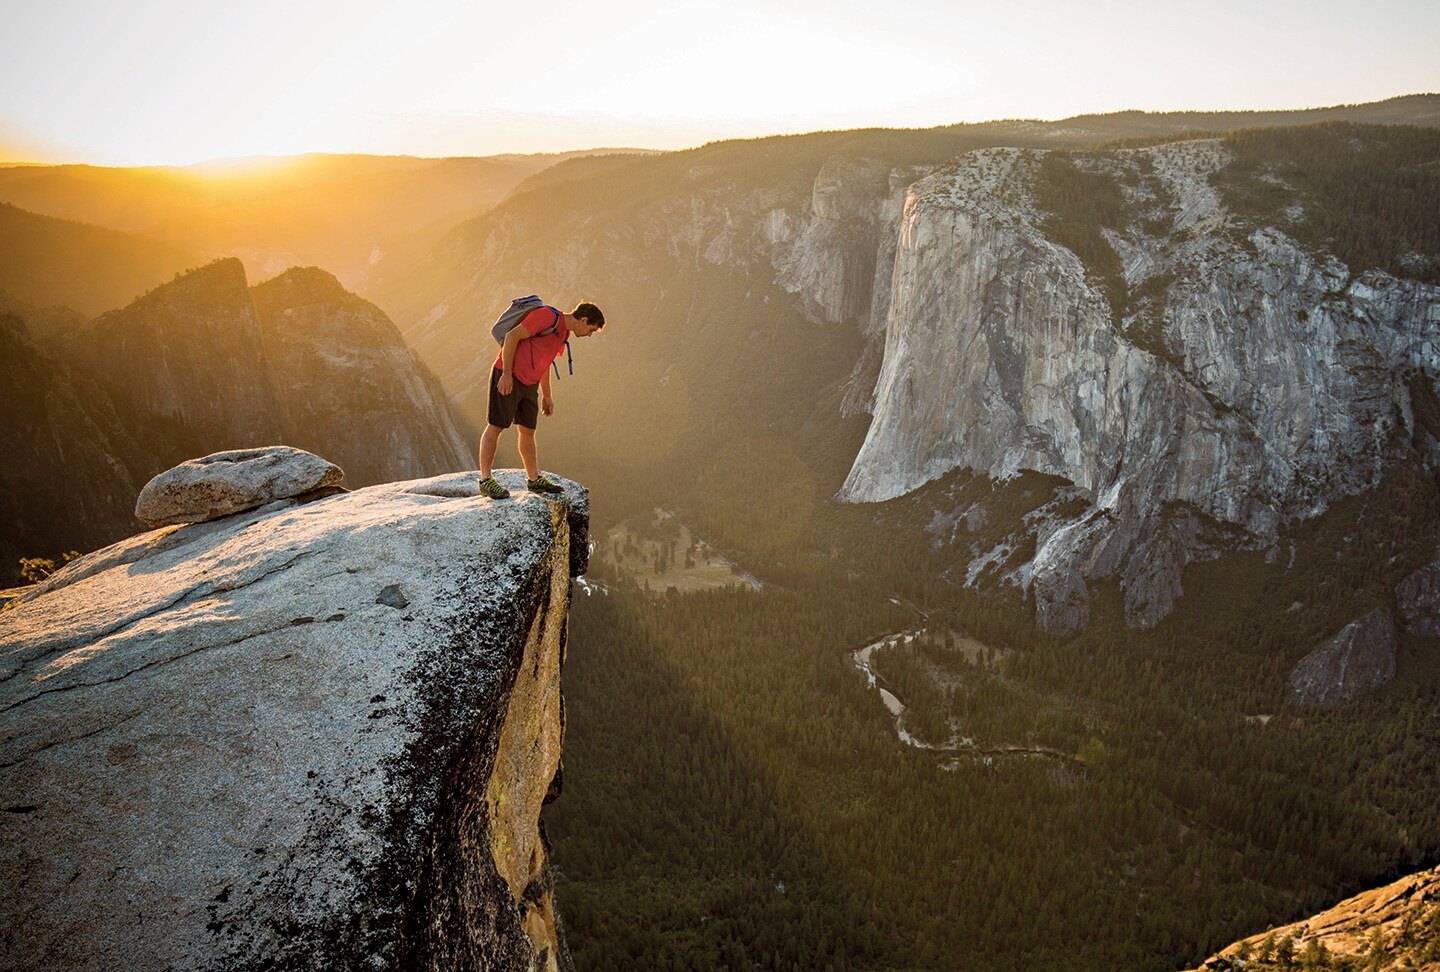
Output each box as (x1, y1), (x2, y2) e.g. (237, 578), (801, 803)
(492, 307), (569, 386)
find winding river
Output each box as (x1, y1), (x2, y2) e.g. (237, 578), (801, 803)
(851, 630), (976, 752)
(848, 613), (1076, 768)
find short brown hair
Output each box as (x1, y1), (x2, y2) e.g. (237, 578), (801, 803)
(572, 301), (605, 328)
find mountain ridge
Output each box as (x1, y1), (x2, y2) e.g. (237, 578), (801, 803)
(0, 258), (471, 585)
(0, 469), (587, 970)
(0, 201), (201, 317)
(0, 150), (643, 297)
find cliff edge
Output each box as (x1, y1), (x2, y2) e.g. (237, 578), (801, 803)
(0, 469), (588, 971)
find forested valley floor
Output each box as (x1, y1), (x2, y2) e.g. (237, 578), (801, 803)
(546, 474), (1440, 972)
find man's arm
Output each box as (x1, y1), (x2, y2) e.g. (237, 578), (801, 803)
(498, 325), (533, 395)
(540, 369), (554, 416)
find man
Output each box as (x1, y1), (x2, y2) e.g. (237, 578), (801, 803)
(477, 300), (605, 499)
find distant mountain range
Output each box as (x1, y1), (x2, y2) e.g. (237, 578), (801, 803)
(7, 95), (1438, 616)
(3, 94), (1439, 971)
(4, 98), (1438, 586)
(0, 150), (634, 299)
(1, 259), (469, 585)
(0, 202), (199, 316)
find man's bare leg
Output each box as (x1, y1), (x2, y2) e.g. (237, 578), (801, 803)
(478, 424), (504, 478)
(516, 426), (540, 481)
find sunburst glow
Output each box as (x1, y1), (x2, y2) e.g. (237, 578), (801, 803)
(1, 0), (1438, 164)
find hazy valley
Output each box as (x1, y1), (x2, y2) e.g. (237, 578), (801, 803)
(4, 96), (1440, 971)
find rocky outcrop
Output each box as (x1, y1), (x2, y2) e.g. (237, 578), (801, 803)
(1396, 561), (1440, 638)
(250, 267), (471, 487)
(0, 469), (588, 971)
(134, 446), (345, 526)
(842, 142), (1440, 628)
(57, 259), (470, 489)
(1183, 864), (1440, 972)
(1286, 608), (1398, 707)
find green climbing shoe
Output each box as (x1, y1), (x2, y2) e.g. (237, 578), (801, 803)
(527, 474), (565, 495)
(477, 475), (510, 499)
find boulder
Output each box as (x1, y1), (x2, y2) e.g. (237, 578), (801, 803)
(134, 446), (344, 526)
(0, 469), (588, 971)
(1286, 608), (1397, 708)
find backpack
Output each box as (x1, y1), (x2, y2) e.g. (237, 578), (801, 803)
(490, 295), (572, 378)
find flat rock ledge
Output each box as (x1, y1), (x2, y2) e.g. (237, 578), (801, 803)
(0, 469), (588, 972)
(134, 446), (345, 527)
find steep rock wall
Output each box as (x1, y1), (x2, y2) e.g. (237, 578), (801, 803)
(842, 143), (1440, 628)
(0, 471), (587, 971)
(251, 266), (472, 485)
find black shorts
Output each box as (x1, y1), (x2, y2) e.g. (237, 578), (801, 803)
(487, 368), (540, 430)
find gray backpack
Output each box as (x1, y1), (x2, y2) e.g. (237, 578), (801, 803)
(490, 295), (571, 377)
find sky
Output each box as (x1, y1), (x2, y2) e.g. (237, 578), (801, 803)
(1, 0), (1437, 166)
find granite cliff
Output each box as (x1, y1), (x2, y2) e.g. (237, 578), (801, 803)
(842, 136), (1440, 631)
(0, 467), (587, 971)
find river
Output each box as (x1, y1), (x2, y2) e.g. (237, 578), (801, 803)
(850, 630), (975, 752)
(849, 612), (1076, 768)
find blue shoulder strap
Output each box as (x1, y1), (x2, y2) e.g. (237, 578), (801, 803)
(548, 308), (574, 378)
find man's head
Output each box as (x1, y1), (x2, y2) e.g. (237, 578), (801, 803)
(570, 301), (605, 337)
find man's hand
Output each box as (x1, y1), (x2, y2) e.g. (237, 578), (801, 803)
(498, 372), (514, 396)
(541, 395), (554, 417)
